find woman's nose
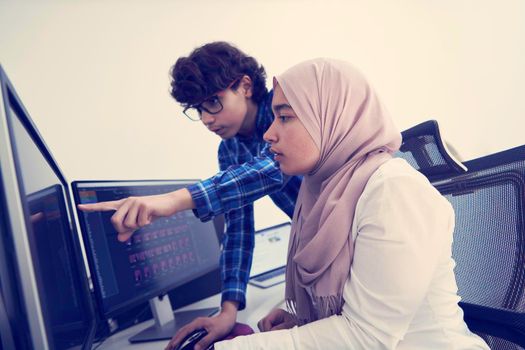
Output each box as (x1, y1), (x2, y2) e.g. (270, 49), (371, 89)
(263, 121), (278, 143)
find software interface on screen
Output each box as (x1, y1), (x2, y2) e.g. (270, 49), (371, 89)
(8, 102), (93, 349)
(74, 181), (220, 316)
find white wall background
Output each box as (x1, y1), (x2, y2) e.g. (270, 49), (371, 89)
(1, 0), (524, 229)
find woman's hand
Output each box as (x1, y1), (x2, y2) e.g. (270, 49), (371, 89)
(77, 188), (194, 242)
(165, 301), (238, 350)
(257, 308), (297, 332)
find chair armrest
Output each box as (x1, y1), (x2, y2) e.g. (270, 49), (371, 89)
(459, 302), (525, 347)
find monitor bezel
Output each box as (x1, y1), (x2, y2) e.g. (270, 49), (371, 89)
(254, 221), (291, 236)
(0, 65), (97, 349)
(71, 179), (221, 318)
(250, 221), (291, 279)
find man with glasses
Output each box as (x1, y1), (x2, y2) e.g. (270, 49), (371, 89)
(79, 41), (301, 349)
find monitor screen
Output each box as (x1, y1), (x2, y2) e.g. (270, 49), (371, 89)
(72, 180), (221, 317)
(27, 185), (89, 330)
(0, 65), (96, 349)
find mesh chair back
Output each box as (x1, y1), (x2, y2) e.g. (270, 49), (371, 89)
(431, 146), (525, 349)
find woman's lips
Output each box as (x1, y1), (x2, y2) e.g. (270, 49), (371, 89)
(270, 148), (283, 160)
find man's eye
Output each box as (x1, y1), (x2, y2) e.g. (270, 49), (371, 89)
(202, 96), (221, 110)
(279, 115), (291, 122)
(208, 96), (220, 105)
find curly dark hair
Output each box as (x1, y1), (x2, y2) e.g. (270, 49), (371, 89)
(170, 41), (267, 107)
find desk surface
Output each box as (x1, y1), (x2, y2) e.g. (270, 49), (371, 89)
(97, 283), (285, 349)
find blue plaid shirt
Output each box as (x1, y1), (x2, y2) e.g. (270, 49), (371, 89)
(187, 91), (301, 310)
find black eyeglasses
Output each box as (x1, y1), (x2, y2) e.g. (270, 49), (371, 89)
(183, 96), (223, 121)
(183, 77), (241, 122)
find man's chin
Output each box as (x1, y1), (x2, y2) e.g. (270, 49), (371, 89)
(219, 129), (237, 140)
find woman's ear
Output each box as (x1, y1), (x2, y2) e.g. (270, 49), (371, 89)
(240, 75), (253, 98)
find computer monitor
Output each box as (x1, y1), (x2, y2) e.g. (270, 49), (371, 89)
(0, 179), (26, 350)
(72, 180), (221, 342)
(0, 65), (97, 349)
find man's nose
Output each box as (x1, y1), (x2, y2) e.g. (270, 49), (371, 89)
(201, 112), (215, 126)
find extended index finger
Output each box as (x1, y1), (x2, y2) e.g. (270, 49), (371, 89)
(77, 200), (122, 212)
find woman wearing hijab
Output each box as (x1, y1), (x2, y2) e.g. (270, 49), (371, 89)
(212, 59), (489, 349)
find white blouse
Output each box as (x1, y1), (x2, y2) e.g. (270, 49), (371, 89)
(215, 158), (489, 350)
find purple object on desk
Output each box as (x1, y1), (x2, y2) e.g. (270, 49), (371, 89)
(223, 322), (254, 340)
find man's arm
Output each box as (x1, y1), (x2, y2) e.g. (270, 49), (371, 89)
(219, 206), (255, 310)
(189, 143), (286, 222)
(77, 144), (285, 239)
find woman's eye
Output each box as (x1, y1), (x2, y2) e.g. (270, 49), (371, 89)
(279, 115), (290, 122)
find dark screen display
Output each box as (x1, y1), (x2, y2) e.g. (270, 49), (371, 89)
(27, 185), (82, 327)
(74, 181), (220, 316)
(8, 101), (93, 349)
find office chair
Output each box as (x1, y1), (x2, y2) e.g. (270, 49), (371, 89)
(398, 120), (525, 348)
(431, 145), (525, 349)
(396, 120), (467, 181)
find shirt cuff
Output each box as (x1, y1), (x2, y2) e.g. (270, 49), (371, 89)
(221, 288), (247, 311)
(187, 180), (223, 222)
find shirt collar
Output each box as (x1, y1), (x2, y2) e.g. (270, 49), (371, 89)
(237, 90), (274, 142)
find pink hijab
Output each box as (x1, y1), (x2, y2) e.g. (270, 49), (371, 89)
(277, 59), (402, 324)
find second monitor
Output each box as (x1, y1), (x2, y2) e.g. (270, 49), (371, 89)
(72, 180), (221, 343)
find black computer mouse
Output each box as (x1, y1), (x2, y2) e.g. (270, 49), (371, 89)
(175, 328), (209, 350)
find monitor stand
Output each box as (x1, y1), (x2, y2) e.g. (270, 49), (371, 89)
(128, 296), (218, 343)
